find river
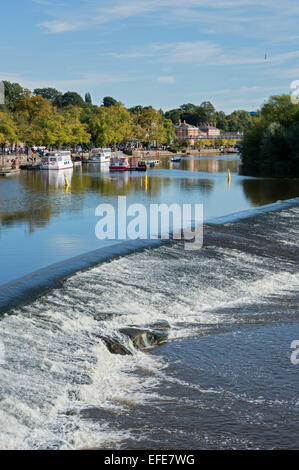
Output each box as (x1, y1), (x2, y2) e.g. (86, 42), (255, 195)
(0, 154), (298, 449)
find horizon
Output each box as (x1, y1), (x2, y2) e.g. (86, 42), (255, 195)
(1, 1), (299, 113)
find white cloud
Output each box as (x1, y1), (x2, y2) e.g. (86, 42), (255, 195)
(37, 0), (299, 39)
(105, 41), (299, 68)
(40, 20), (84, 33)
(156, 76), (176, 84)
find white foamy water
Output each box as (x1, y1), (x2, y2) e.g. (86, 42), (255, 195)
(0, 206), (298, 449)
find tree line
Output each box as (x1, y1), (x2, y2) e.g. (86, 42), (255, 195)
(165, 101), (253, 131)
(0, 82), (176, 151)
(240, 94), (299, 177)
(0, 81), (252, 152)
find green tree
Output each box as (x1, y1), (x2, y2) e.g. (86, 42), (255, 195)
(198, 101), (216, 123)
(227, 110), (252, 131)
(59, 106), (91, 146)
(134, 107), (169, 146)
(195, 139), (205, 149)
(33, 87), (62, 104)
(55, 91), (86, 108)
(103, 96), (117, 107)
(14, 96), (90, 147)
(240, 94), (299, 176)
(216, 111), (229, 131)
(180, 103), (197, 113)
(0, 111), (18, 165)
(164, 108), (182, 124)
(85, 92), (92, 105)
(87, 102), (132, 147)
(2, 81), (30, 111)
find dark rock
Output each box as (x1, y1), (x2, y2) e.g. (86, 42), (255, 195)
(148, 320), (170, 330)
(119, 325), (169, 350)
(99, 336), (133, 356)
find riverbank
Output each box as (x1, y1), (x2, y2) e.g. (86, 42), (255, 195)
(0, 148), (238, 172)
(132, 148), (237, 159)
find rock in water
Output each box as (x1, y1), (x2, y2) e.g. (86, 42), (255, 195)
(148, 320), (171, 331)
(99, 336), (133, 356)
(97, 321), (170, 355)
(119, 324), (169, 350)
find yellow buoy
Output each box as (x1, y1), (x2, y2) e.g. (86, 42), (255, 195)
(64, 174), (70, 188)
(144, 173), (148, 192)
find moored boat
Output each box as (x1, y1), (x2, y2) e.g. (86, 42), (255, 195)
(88, 148), (111, 163)
(171, 155), (181, 162)
(109, 152), (129, 171)
(40, 151), (73, 170)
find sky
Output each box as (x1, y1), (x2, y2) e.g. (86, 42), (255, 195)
(1, 0), (299, 113)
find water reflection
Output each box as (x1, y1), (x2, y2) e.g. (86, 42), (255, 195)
(0, 155), (298, 233)
(163, 155), (240, 173)
(242, 178), (299, 206)
(1, 155), (299, 286)
(40, 169), (74, 188)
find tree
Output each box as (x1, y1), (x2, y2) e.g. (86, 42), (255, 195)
(181, 139), (190, 148)
(128, 105), (144, 114)
(85, 92), (92, 105)
(133, 107), (169, 147)
(227, 110), (252, 131)
(0, 112), (18, 165)
(163, 118), (175, 145)
(15, 96), (59, 145)
(103, 96), (117, 107)
(164, 108), (182, 124)
(199, 101), (216, 123)
(240, 94), (299, 176)
(180, 102), (216, 127)
(33, 88), (62, 104)
(180, 103), (197, 113)
(195, 139), (205, 149)
(2, 81), (30, 111)
(55, 91), (86, 108)
(87, 102), (133, 147)
(216, 111), (229, 131)
(59, 106), (91, 146)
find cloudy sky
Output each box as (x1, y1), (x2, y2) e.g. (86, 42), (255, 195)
(1, 0), (299, 112)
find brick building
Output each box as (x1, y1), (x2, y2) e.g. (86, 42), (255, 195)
(174, 120), (201, 145)
(198, 122), (221, 137)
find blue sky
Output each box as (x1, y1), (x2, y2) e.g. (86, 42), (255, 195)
(1, 0), (299, 113)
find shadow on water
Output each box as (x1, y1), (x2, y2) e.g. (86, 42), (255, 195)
(242, 178), (299, 206)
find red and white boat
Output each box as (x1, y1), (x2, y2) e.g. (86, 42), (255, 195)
(109, 152), (129, 171)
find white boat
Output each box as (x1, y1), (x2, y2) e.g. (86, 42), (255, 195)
(88, 148), (111, 163)
(40, 151), (73, 170)
(109, 152), (129, 171)
(171, 155), (181, 162)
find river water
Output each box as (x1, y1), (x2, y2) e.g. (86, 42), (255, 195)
(0, 155), (298, 449)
